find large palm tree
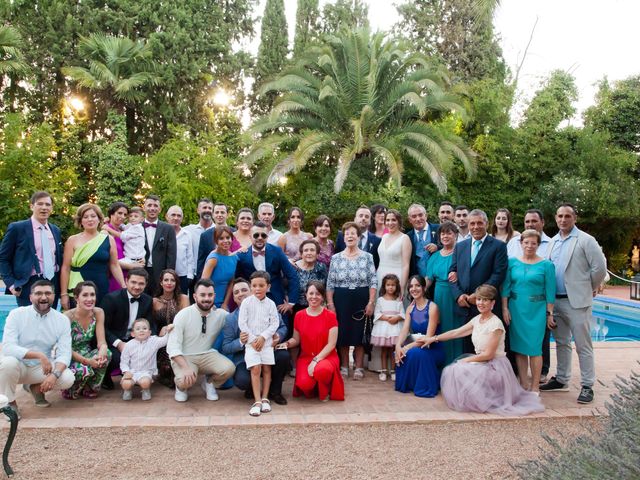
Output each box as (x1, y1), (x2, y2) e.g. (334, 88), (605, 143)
(246, 28), (475, 194)
(61, 34), (160, 152)
(0, 25), (28, 77)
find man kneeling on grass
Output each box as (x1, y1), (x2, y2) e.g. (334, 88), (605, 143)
(167, 279), (235, 402)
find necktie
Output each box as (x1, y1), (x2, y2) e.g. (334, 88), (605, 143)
(143, 221), (157, 229)
(471, 239), (482, 264)
(359, 234), (366, 250)
(40, 226), (55, 280)
(130, 297), (140, 304)
(201, 315), (207, 334)
(252, 250), (265, 257)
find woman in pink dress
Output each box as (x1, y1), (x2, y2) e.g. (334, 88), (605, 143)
(279, 281), (345, 401)
(278, 207), (312, 262)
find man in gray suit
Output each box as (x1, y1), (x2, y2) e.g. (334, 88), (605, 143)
(540, 203), (606, 404)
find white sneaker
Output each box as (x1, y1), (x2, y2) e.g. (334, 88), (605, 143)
(174, 387), (189, 402)
(378, 371), (388, 382)
(141, 389), (152, 401)
(201, 378), (219, 401)
(122, 390), (133, 401)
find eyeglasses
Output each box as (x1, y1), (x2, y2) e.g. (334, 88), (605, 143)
(252, 233), (268, 239)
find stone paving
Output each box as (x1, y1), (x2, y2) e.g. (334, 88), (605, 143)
(4, 341), (638, 429)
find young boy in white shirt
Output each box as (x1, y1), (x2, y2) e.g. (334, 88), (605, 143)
(238, 271), (280, 416)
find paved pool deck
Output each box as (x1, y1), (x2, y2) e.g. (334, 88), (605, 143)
(4, 341), (638, 429)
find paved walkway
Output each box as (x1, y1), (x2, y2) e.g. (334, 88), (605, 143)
(4, 342), (638, 429)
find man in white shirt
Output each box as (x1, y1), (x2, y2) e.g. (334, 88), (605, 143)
(0, 280), (74, 417)
(454, 205), (471, 242)
(183, 198), (214, 275)
(166, 205), (194, 295)
(258, 202), (282, 245)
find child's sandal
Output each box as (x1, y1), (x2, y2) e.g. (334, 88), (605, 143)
(249, 402), (262, 416)
(378, 369), (388, 382)
(261, 398), (272, 413)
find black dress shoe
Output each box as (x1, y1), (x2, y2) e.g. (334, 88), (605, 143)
(101, 376), (114, 391)
(268, 393), (288, 405)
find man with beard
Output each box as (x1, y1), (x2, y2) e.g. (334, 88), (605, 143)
(0, 280), (74, 417)
(167, 278), (235, 402)
(184, 198), (214, 298)
(196, 203), (237, 281)
(454, 205), (471, 242)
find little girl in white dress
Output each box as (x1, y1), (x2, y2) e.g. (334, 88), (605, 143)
(371, 274), (405, 381)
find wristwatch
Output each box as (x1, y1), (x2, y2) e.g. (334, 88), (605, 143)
(52, 370), (61, 379)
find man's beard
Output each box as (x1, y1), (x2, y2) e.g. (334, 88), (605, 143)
(196, 299), (213, 313)
(34, 299), (52, 314)
(200, 212), (212, 221)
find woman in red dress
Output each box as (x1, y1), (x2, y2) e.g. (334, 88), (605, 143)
(278, 281), (344, 401)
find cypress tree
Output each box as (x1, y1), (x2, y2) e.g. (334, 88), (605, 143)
(293, 0), (319, 58)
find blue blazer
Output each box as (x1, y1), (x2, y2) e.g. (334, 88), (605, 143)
(335, 231), (381, 268)
(449, 235), (508, 318)
(407, 223), (439, 277)
(221, 308), (288, 366)
(235, 244), (300, 307)
(0, 219), (63, 291)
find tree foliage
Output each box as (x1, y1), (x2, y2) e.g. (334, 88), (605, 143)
(247, 29), (475, 195)
(293, 0), (320, 58)
(320, 0), (369, 34)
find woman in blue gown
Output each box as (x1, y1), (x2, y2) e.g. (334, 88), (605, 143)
(201, 226), (238, 310)
(425, 221), (463, 365)
(394, 275), (445, 397)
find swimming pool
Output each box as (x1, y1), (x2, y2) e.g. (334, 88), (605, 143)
(592, 296), (640, 342)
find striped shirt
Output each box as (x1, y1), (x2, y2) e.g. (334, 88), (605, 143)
(120, 335), (169, 375)
(238, 295), (279, 344)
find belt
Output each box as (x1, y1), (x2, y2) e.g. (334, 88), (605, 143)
(556, 294), (568, 299)
(510, 293), (546, 302)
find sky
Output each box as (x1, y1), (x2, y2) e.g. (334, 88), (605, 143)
(249, 0), (640, 125)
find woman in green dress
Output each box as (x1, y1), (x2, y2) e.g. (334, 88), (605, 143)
(425, 221), (463, 365)
(62, 281), (111, 399)
(501, 229), (556, 393)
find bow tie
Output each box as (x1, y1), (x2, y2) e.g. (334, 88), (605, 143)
(252, 250), (265, 257)
(130, 297), (140, 304)
(143, 222), (157, 228)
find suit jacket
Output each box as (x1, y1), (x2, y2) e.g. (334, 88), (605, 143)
(407, 223), (439, 277)
(547, 228), (607, 309)
(144, 220), (177, 282)
(335, 231), (381, 268)
(235, 244), (300, 307)
(449, 235), (508, 318)
(196, 227), (215, 279)
(101, 289), (153, 347)
(0, 218), (63, 291)
(221, 308), (288, 366)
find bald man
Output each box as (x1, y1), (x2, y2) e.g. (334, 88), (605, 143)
(166, 205), (193, 295)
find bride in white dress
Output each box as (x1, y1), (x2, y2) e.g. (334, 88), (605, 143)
(376, 209), (412, 294)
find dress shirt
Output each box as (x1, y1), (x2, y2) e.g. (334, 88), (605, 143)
(267, 228), (283, 246)
(184, 223), (212, 275)
(126, 291), (140, 333)
(238, 294), (279, 344)
(121, 222), (146, 260)
(120, 335), (169, 375)
(549, 227), (579, 295)
(30, 217), (57, 277)
(166, 304), (227, 358)
(2, 306), (71, 367)
(457, 231), (472, 243)
(144, 219), (158, 267)
(252, 247), (267, 271)
(470, 234), (488, 262)
(175, 228), (194, 279)
(506, 232), (552, 259)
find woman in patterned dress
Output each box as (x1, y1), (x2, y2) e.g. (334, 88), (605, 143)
(313, 215), (335, 268)
(326, 222), (377, 381)
(62, 281), (111, 399)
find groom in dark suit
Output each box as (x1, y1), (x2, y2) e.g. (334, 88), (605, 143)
(142, 194), (177, 293)
(100, 268), (153, 389)
(335, 205), (381, 268)
(0, 191), (63, 307)
(235, 222), (299, 334)
(450, 209), (508, 352)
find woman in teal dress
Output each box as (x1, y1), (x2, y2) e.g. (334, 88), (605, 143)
(62, 281), (111, 399)
(425, 222), (463, 365)
(202, 226), (239, 311)
(501, 229), (555, 392)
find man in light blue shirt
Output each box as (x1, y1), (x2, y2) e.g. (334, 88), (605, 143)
(506, 209), (552, 259)
(0, 279), (74, 417)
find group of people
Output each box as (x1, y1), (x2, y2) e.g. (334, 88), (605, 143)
(0, 191), (607, 418)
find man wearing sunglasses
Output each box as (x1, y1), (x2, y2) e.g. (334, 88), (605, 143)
(235, 222), (300, 333)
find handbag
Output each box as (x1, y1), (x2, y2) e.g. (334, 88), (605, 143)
(353, 310), (374, 351)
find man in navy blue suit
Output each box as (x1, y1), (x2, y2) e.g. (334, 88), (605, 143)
(406, 203), (439, 277)
(235, 221), (299, 335)
(449, 209), (508, 352)
(335, 205), (381, 268)
(0, 191), (63, 307)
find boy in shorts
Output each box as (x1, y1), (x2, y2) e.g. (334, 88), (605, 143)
(120, 318), (173, 401)
(238, 271), (280, 416)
